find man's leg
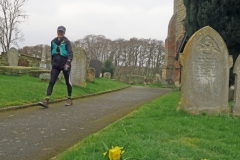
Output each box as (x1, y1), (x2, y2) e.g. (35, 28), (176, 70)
(62, 68), (73, 106)
(38, 68), (61, 108)
(47, 68), (61, 96)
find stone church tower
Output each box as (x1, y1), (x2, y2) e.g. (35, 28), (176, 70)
(162, 0), (186, 86)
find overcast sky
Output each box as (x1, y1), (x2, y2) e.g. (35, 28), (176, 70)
(19, 0), (173, 47)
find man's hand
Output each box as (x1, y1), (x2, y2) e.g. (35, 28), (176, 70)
(64, 60), (71, 71)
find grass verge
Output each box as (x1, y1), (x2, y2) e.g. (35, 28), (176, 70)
(0, 74), (129, 108)
(57, 91), (240, 160)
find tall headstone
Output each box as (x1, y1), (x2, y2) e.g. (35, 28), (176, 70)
(70, 47), (87, 88)
(233, 55), (240, 116)
(39, 45), (47, 69)
(89, 59), (102, 78)
(7, 47), (19, 66)
(178, 26), (232, 115)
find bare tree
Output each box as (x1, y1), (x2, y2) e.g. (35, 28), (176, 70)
(0, 0), (28, 52)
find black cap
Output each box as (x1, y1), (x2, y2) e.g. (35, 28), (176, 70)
(57, 26), (66, 32)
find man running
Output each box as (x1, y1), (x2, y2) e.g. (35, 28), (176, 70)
(38, 26), (73, 108)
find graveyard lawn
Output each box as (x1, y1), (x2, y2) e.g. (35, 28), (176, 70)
(57, 91), (240, 160)
(0, 74), (129, 108)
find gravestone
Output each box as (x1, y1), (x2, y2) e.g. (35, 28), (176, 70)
(104, 72), (111, 79)
(39, 73), (62, 81)
(39, 73), (51, 81)
(178, 26), (232, 115)
(89, 59), (102, 78)
(233, 55), (240, 116)
(39, 45), (47, 69)
(7, 47), (19, 66)
(87, 68), (95, 82)
(153, 73), (161, 84)
(70, 47), (87, 88)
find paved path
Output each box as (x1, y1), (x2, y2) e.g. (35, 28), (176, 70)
(0, 86), (171, 160)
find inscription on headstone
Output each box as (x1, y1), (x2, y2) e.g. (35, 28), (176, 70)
(178, 26), (232, 115)
(7, 47), (19, 66)
(70, 47), (87, 88)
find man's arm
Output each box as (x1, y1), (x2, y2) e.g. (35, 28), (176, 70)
(50, 41), (53, 64)
(66, 40), (73, 62)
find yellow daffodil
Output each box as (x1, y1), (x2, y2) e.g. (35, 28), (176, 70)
(108, 146), (124, 160)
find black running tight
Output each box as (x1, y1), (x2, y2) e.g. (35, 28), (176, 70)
(46, 68), (72, 97)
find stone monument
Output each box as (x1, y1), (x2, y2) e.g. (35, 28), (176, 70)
(178, 26), (232, 115)
(39, 45), (47, 69)
(87, 67), (95, 82)
(89, 59), (102, 78)
(104, 72), (111, 79)
(153, 73), (161, 84)
(70, 47), (87, 87)
(233, 55), (240, 116)
(7, 47), (19, 66)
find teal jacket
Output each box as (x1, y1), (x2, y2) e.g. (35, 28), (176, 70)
(51, 37), (73, 61)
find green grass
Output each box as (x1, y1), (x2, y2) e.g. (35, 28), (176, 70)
(0, 74), (129, 108)
(58, 91), (240, 160)
(149, 83), (168, 88)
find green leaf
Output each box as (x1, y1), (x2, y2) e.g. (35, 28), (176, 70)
(101, 139), (109, 151)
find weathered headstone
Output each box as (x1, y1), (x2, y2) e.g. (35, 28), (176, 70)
(87, 68), (95, 82)
(89, 60), (102, 78)
(39, 73), (62, 81)
(233, 55), (240, 116)
(70, 47), (87, 87)
(7, 47), (19, 66)
(104, 72), (111, 79)
(153, 73), (161, 84)
(39, 45), (47, 69)
(178, 26), (232, 115)
(39, 73), (51, 81)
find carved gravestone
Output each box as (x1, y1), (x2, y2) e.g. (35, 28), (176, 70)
(7, 47), (19, 66)
(178, 26), (232, 115)
(89, 60), (102, 78)
(39, 45), (47, 69)
(104, 72), (111, 79)
(70, 47), (87, 88)
(233, 55), (240, 116)
(87, 68), (95, 82)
